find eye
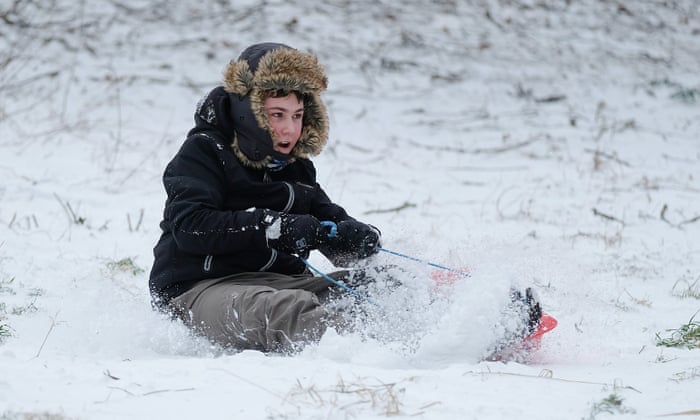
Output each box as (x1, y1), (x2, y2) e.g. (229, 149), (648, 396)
(268, 112), (283, 119)
(292, 113), (303, 120)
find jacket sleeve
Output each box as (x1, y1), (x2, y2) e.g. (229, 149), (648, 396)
(292, 158), (353, 222)
(311, 186), (354, 223)
(161, 135), (272, 255)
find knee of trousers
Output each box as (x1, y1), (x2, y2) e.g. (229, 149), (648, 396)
(192, 285), (330, 353)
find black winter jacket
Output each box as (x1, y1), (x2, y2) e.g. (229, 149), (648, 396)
(149, 87), (350, 305)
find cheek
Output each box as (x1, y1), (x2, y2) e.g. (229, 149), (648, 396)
(293, 120), (303, 135)
(268, 120), (282, 134)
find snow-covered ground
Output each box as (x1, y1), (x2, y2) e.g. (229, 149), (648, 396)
(1, 1), (699, 418)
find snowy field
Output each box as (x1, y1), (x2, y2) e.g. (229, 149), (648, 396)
(1, 1), (699, 418)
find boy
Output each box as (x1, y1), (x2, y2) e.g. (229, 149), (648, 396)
(150, 43), (380, 353)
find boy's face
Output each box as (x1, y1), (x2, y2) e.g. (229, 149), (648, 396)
(263, 94), (304, 154)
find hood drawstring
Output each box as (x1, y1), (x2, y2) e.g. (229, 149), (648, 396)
(263, 159), (291, 182)
(263, 158), (290, 183)
(267, 158), (290, 172)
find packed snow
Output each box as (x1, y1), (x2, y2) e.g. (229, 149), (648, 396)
(1, 1), (699, 418)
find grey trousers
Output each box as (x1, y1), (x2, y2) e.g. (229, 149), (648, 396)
(169, 272), (346, 353)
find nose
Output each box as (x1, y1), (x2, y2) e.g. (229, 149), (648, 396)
(280, 117), (292, 133)
(278, 116), (295, 136)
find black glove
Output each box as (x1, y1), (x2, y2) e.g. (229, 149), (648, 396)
(267, 212), (323, 256)
(319, 220), (381, 266)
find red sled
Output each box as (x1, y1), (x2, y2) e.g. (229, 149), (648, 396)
(487, 313), (558, 362)
(523, 313), (558, 349)
(430, 268), (558, 361)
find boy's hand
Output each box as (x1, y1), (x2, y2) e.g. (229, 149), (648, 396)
(318, 220), (381, 266)
(267, 213), (322, 256)
(336, 220), (381, 258)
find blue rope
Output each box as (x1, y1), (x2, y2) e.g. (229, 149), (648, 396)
(300, 258), (376, 305)
(377, 247), (470, 277)
(309, 220), (468, 302)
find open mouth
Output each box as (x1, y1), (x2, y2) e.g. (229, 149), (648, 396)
(276, 140), (292, 152)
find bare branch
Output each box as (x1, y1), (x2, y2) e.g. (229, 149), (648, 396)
(409, 138), (539, 155)
(364, 201), (416, 215)
(679, 214), (700, 227)
(584, 148), (631, 167)
(34, 312), (61, 358)
(592, 208), (625, 225)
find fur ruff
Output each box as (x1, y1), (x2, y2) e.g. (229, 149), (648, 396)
(223, 47), (329, 164)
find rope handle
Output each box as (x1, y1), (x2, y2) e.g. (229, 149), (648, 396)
(319, 220), (338, 238)
(319, 220), (468, 277)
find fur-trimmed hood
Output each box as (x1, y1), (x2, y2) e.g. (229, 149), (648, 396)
(222, 43), (329, 169)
